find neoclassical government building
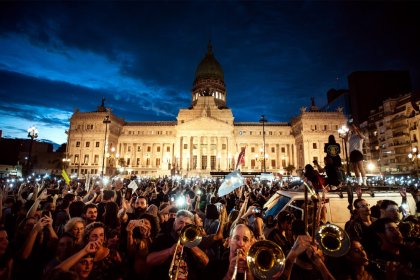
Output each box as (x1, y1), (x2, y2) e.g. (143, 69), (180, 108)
(66, 43), (346, 177)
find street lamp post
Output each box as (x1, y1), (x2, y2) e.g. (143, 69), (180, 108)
(338, 125), (351, 177)
(259, 115), (268, 173)
(26, 126), (38, 175)
(408, 147), (420, 178)
(101, 116), (111, 177)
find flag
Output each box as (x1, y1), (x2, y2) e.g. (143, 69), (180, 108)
(61, 168), (71, 185)
(235, 147), (246, 170)
(218, 170), (244, 197)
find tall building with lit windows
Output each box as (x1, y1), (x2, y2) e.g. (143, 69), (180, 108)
(66, 43), (346, 177)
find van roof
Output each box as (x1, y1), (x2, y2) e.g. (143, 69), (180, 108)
(276, 189), (409, 199)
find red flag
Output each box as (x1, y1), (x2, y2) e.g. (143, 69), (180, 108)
(236, 147), (246, 170)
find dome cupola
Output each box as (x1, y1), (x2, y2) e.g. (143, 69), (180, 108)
(192, 41), (227, 108)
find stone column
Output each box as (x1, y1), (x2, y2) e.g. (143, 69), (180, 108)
(207, 136), (211, 171)
(197, 137), (201, 170)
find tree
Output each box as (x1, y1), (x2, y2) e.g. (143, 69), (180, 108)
(285, 164), (295, 175)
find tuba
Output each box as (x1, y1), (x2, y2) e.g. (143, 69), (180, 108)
(169, 224), (202, 280)
(231, 240), (285, 280)
(315, 224), (350, 257)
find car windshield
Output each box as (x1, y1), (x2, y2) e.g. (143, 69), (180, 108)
(265, 195), (291, 218)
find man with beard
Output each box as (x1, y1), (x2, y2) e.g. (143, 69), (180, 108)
(82, 204), (98, 226)
(147, 210), (209, 280)
(128, 196), (148, 220)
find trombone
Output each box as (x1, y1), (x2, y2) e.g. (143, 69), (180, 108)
(232, 240), (285, 280)
(169, 224), (202, 280)
(315, 224), (350, 257)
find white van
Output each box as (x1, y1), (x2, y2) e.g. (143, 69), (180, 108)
(264, 190), (417, 228)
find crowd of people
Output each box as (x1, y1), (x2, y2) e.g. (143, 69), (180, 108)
(0, 125), (418, 280)
(0, 172), (418, 280)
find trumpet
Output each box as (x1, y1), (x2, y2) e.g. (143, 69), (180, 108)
(169, 224), (202, 280)
(231, 240), (285, 280)
(315, 224), (350, 257)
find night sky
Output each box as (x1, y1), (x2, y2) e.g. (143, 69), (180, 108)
(1, 1), (419, 146)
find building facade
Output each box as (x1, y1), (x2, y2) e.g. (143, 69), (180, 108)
(66, 43), (347, 177)
(362, 92), (420, 175)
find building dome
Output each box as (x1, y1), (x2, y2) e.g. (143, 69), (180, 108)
(192, 41), (227, 108)
(194, 42), (224, 82)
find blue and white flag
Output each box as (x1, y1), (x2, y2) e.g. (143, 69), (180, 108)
(218, 170), (245, 197)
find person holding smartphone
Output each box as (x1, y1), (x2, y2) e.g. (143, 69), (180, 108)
(240, 203), (265, 240)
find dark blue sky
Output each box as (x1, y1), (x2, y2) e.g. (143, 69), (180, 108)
(1, 1), (419, 145)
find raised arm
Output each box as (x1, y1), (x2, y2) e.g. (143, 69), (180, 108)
(146, 243), (177, 266)
(26, 189), (47, 218)
(20, 218), (49, 260)
(56, 241), (99, 271)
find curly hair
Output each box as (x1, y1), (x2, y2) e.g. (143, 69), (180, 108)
(83, 222), (105, 242)
(64, 217), (85, 233)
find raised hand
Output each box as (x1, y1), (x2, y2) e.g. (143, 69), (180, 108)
(38, 189), (48, 201)
(84, 241), (100, 254)
(33, 217), (49, 233)
(126, 220), (136, 233)
(289, 235), (312, 258)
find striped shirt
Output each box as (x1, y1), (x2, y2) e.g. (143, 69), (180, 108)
(349, 132), (364, 152)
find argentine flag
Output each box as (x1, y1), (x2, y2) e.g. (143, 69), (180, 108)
(218, 170), (245, 197)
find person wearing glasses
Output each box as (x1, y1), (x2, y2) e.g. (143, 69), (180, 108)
(345, 199), (373, 242)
